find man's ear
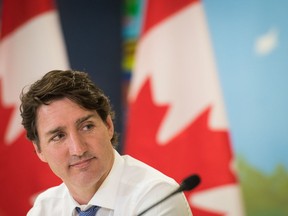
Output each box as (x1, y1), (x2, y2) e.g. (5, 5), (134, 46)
(33, 142), (47, 163)
(106, 115), (114, 139)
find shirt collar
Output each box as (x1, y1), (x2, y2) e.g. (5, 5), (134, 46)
(64, 184), (81, 215)
(66, 150), (124, 213)
(88, 150), (124, 210)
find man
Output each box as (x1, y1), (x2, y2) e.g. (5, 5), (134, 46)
(20, 70), (193, 215)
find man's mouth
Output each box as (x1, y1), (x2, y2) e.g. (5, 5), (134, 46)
(69, 157), (95, 169)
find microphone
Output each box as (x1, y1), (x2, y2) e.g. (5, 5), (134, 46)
(137, 174), (201, 216)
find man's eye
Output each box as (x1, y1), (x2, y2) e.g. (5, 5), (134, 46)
(51, 133), (65, 142)
(83, 123), (95, 131)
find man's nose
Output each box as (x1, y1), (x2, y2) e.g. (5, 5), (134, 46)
(68, 132), (87, 156)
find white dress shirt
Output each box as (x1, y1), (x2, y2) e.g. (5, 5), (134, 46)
(27, 150), (192, 216)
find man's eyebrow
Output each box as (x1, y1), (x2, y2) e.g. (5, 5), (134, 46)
(44, 114), (95, 137)
(45, 126), (65, 137)
(75, 114), (95, 125)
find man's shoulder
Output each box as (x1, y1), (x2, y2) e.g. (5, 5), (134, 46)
(34, 182), (68, 203)
(27, 183), (72, 216)
(115, 155), (192, 215)
(121, 154), (178, 188)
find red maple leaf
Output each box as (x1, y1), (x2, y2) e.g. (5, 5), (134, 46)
(124, 78), (237, 215)
(0, 81), (61, 216)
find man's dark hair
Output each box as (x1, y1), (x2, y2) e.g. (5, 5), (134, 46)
(20, 69), (118, 151)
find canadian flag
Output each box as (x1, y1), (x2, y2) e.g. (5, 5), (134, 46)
(0, 0), (69, 215)
(124, 0), (245, 215)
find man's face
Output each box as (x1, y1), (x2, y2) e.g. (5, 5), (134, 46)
(35, 98), (115, 193)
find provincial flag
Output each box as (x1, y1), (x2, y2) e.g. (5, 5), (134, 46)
(124, 0), (245, 215)
(0, 0), (69, 215)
